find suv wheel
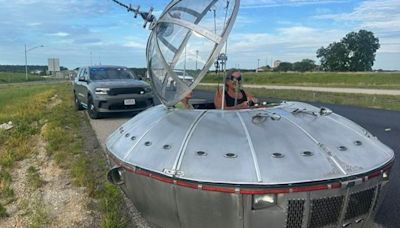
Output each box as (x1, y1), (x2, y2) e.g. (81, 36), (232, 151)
(74, 94), (84, 111)
(87, 97), (101, 119)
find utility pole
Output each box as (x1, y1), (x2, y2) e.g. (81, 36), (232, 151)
(25, 44), (44, 80)
(25, 44), (28, 80)
(195, 50), (199, 70)
(257, 58), (260, 73)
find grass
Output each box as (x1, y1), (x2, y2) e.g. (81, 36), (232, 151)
(0, 72), (45, 84)
(26, 197), (51, 228)
(202, 71), (400, 89)
(0, 83), (128, 226)
(26, 166), (44, 191)
(197, 85), (400, 111)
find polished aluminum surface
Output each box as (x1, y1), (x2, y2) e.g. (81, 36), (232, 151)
(106, 102), (394, 185)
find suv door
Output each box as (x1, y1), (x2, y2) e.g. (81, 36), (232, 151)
(80, 67), (90, 105)
(75, 68), (85, 104)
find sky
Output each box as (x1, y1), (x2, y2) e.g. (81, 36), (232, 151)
(0, 0), (399, 70)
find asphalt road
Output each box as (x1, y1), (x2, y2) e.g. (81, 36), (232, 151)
(89, 90), (399, 228)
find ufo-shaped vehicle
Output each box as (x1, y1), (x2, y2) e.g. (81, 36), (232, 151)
(106, 1), (395, 227)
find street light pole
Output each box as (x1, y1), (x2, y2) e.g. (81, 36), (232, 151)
(195, 50), (199, 71)
(25, 44), (44, 80)
(25, 44), (28, 80)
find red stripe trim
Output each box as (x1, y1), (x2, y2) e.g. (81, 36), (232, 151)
(240, 188), (290, 194)
(109, 153), (392, 195)
(176, 181), (199, 189)
(151, 174), (175, 184)
(202, 185), (236, 193)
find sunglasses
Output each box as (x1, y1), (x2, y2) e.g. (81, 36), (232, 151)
(229, 75), (242, 81)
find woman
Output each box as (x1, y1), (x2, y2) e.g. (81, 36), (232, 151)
(214, 69), (255, 110)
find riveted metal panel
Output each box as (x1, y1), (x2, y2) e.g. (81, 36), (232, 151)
(122, 172), (181, 228)
(283, 102), (394, 176)
(175, 185), (243, 228)
(180, 111), (259, 183)
(125, 109), (204, 174)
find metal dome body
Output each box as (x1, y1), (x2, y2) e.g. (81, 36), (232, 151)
(106, 0), (395, 227)
(107, 103), (394, 228)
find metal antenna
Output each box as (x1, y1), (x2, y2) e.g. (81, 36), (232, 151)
(111, 0), (156, 29)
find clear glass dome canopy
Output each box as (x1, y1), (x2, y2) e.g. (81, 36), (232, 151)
(146, 0), (240, 106)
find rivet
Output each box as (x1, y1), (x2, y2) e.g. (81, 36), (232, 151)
(144, 141), (152, 146)
(301, 151), (314, 157)
(125, 133), (130, 138)
(196, 151), (207, 156)
(163, 145), (171, 150)
(130, 136), (136, 141)
(272, 153), (285, 158)
(354, 141), (362, 146)
(224, 153), (238, 158)
(338, 146), (348, 151)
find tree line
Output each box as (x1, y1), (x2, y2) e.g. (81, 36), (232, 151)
(0, 65), (68, 74)
(273, 30), (380, 72)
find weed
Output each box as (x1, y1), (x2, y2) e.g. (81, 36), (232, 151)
(100, 183), (127, 228)
(0, 203), (8, 218)
(0, 169), (14, 199)
(27, 197), (50, 228)
(26, 166), (44, 191)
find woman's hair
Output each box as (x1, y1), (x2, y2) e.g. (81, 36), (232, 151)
(225, 68), (240, 81)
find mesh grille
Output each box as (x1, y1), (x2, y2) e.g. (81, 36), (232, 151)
(345, 188), (376, 220)
(108, 87), (145, 95)
(373, 185), (381, 211)
(286, 200), (305, 228)
(309, 196), (344, 228)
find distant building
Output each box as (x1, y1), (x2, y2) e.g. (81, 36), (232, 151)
(273, 60), (281, 68)
(30, 70), (43, 75)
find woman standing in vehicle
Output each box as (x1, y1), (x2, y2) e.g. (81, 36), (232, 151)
(214, 69), (255, 110)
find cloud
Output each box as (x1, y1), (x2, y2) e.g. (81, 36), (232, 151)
(241, 0), (347, 8)
(314, 0), (400, 54)
(48, 32), (70, 37)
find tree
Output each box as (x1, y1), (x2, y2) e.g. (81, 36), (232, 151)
(343, 30), (380, 71)
(317, 42), (349, 71)
(316, 30), (380, 71)
(274, 62), (293, 72)
(293, 59), (316, 72)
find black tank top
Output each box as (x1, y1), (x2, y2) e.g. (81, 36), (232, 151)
(225, 90), (247, 107)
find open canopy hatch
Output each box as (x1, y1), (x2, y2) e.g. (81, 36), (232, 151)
(146, 0), (240, 106)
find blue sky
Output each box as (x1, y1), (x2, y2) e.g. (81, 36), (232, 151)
(0, 0), (399, 70)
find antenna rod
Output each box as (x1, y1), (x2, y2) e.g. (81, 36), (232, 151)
(111, 0), (156, 29)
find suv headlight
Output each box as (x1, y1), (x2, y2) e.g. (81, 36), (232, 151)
(95, 88), (110, 95)
(252, 194), (277, 210)
(144, 87), (152, 93)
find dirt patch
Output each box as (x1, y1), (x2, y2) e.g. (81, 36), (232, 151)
(47, 94), (62, 109)
(0, 133), (98, 227)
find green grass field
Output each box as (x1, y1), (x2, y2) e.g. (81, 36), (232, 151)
(198, 85), (400, 111)
(0, 72), (46, 84)
(202, 72), (400, 89)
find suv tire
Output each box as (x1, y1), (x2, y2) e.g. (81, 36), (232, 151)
(87, 97), (101, 119)
(74, 94), (84, 111)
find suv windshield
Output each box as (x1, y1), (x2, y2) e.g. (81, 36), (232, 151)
(89, 67), (136, 80)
